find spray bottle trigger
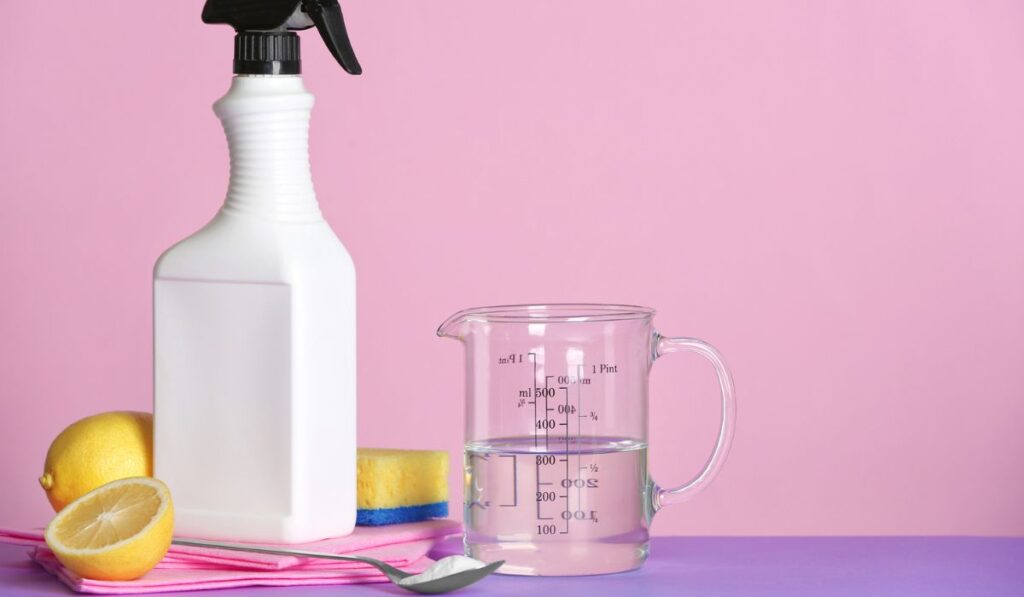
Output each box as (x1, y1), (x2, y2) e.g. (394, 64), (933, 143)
(302, 0), (362, 75)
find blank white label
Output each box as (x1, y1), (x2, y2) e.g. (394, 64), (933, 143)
(154, 278), (293, 519)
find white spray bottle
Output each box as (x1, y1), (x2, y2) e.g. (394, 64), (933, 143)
(153, 0), (361, 543)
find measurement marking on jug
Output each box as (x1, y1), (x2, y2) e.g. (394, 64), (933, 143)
(535, 456), (554, 520)
(563, 386), (572, 534)
(556, 374), (591, 385)
(498, 455), (517, 507)
(528, 352), (538, 447)
(497, 353), (525, 365)
(543, 375), (551, 449)
(497, 357), (615, 534)
(577, 364), (583, 513)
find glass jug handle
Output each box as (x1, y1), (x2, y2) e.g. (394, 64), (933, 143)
(652, 334), (736, 509)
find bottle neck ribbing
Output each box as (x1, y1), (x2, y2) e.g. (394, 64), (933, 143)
(213, 75), (322, 222)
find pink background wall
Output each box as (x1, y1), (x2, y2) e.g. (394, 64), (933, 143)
(1, 1), (1023, 536)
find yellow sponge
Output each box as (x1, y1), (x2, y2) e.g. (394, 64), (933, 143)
(356, 448), (449, 525)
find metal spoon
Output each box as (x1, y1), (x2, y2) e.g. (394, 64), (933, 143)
(172, 538), (503, 594)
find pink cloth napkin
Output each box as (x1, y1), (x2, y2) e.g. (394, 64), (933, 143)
(0, 520), (461, 594)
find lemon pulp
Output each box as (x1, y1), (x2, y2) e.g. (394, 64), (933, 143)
(45, 477), (173, 580)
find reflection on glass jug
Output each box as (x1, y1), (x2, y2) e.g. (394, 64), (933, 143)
(438, 304), (736, 576)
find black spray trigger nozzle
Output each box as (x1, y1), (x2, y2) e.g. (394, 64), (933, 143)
(201, 0), (361, 75)
(302, 0), (362, 75)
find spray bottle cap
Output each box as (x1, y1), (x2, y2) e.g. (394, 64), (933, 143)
(202, 0), (361, 75)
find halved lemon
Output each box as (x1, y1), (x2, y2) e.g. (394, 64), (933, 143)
(44, 477), (174, 581)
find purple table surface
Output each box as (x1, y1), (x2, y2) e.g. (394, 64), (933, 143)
(2, 536), (1022, 597)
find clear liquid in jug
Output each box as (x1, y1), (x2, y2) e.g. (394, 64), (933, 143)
(464, 436), (652, 576)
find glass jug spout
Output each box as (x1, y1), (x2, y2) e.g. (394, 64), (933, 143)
(436, 309), (472, 340)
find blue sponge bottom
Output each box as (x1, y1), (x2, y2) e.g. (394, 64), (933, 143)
(356, 502), (449, 526)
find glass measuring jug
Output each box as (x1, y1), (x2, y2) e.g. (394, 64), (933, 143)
(437, 304), (736, 576)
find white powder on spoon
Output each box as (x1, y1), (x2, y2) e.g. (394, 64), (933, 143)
(398, 555), (487, 586)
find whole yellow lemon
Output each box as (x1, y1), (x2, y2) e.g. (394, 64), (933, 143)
(39, 411), (153, 512)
